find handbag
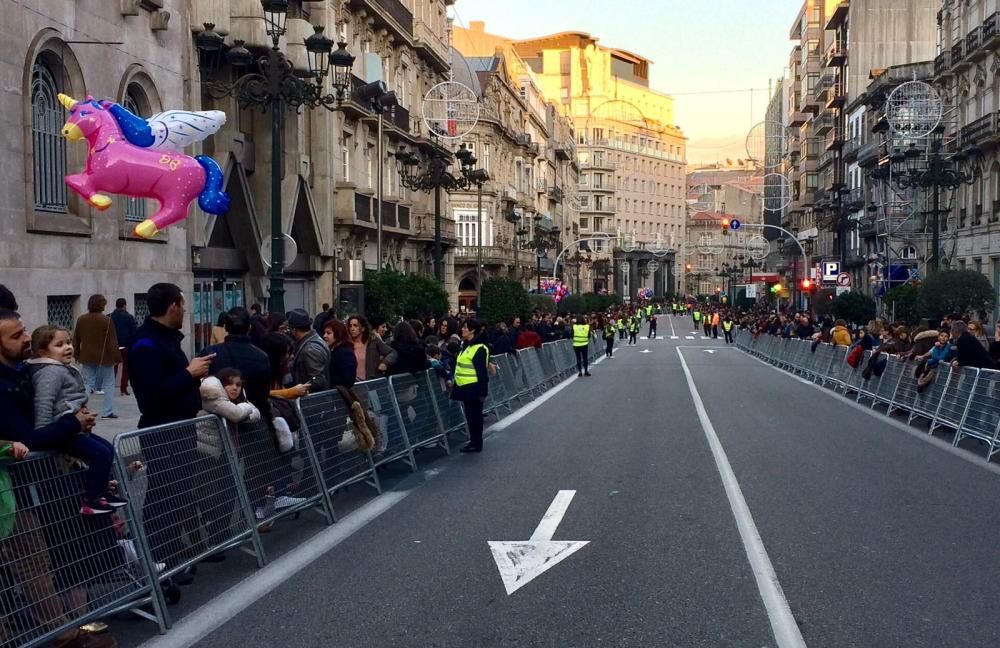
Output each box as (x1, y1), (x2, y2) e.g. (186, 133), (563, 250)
(847, 344), (863, 368)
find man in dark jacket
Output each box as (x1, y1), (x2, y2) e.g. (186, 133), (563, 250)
(127, 283), (211, 573)
(950, 320), (996, 370)
(200, 306), (271, 414)
(111, 298), (138, 396)
(249, 303), (269, 347)
(287, 309), (330, 391)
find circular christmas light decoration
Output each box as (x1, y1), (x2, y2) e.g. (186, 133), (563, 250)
(422, 81), (480, 140)
(886, 80), (943, 139)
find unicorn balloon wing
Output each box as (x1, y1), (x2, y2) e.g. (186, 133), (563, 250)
(145, 110), (227, 152)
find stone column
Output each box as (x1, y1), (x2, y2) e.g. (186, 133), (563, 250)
(629, 258), (639, 302)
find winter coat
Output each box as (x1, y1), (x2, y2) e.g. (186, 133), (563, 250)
(195, 376), (261, 458)
(953, 332), (995, 369)
(110, 308), (138, 349)
(128, 318), (201, 428)
(291, 330), (330, 391)
(73, 312), (121, 367)
(26, 358), (88, 428)
(515, 330), (542, 350)
(0, 362), (81, 446)
(328, 344), (358, 389)
(200, 335), (272, 416)
(387, 340), (429, 375)
(356, 337), (397, 381)
(909, 330), (940, 359)
(830, 326), (852, 347)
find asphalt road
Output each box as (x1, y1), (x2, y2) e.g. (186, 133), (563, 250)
(126, 320), (1000, 648)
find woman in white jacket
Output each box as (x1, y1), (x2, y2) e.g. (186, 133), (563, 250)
(195, 368), (260, 553)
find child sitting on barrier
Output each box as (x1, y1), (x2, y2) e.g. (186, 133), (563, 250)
(196, 368), (263, 457)
(913, 329), (953, 392)
(26, 325), (127, 516)
(426, 344), (452, 389)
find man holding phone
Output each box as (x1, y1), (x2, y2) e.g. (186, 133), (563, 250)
(286, 309), (330, 392)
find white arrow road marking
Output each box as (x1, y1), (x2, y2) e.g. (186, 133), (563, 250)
(489, 490), (589, 595)
(704, 349), (717, 354)
(640, 349), (652, 354)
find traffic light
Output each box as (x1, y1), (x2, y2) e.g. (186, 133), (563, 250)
(721, 218), (730, 235)
(685, 263), (692, 272)
(800, 278), (813, 292)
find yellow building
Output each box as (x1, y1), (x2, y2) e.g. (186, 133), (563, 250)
(455, 22), (687, 297)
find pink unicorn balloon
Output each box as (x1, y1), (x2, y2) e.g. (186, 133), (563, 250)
(58, 93), (229, 238)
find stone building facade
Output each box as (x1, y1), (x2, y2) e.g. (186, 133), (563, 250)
(2, 0), (463, 352)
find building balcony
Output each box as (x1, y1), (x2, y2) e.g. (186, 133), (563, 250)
(349, 0), (413, 41)
(825, 128), (845, 151)
(951, 41), (969, 71)
(412, 212), (457, 244)
(960, 111), (1000, 150)
(842, 137), (861, 162)
(967, 27), (986, 62)
(826, 83), (846, 110)
(934, 51), (951, 77)
(583, 179), (616, 192)
(339, 189), (413, 232)
(789, 110), (809, 127)
(813, 112), (835, 135)
(413, 20), (449, 72)
(857, 141), (882, 168)
(455, 245), (513, 266)
(826, 1), (849, 30)
(580, 204), (616, 216)
(825, 41), (847, 67)
(984, 13), (1000, 50)
(580, 160), (617, 172)
(858, 215), (877, 239)
(817, 150), (836, 170)
(845, 187), (864, 210)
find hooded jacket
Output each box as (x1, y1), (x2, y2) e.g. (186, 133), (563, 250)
(195, 376), (261, 458)
(26, 358), (88, 428)
(830, 325), (852, 347)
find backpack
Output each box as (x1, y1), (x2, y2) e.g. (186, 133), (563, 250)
(847, 344), (863, 369)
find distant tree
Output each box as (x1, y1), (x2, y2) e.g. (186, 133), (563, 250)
(364, 269), (449, 323)
(883, 283), (921, 325)
(529, 294), (556, 315)
(480, 278), (532, 325)
(917, 269), (994, 320)
(831, 291), (876, 325)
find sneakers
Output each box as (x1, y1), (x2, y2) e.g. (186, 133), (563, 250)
(101, 413), (119, 419)
(578, 371), (583, 377)
(274, 495), (307, 510)
(584, 371), (592, 377)
(81, 498), (114, 515)
(103, 493), (128, 508)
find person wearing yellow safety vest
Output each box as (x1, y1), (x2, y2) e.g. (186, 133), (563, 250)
(602, 316), (616, 358)
(722, 314), (735, 344)
(628, 314), (640, 346)
(617, 316), (626, 340)
(572, 316), (592, 377)
(692, 308), (702, 332)
(711, 311), (721, 339)
(450, 318), (491, 453)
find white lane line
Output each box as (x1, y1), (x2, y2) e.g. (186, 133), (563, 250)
(139, 360), (603, 648)
(676, 348), (807, 648)
(669, 315), (677, 338)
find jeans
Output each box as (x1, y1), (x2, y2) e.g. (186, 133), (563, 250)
(82, 363), (115, 416)
(462, 398), (484, 449)
(574, 346), (589, 373)
(24, 430), (114, 500)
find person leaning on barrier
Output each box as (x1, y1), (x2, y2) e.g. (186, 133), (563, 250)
(451, 318), (491, 454)
(0, 307), (116, 648)
(200, 307), (272, 417)
(286, 309), (330, 393)
(387, 321), (430, 376)
(950, 320), (996, 371)
(128, 283), (211, 580)
(322, 318), (357, 389)
(348, 314), (397, 382)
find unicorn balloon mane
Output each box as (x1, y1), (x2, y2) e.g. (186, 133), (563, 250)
(58, 94), (230, 238)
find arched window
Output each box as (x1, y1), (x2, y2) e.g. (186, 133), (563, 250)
(31, 60), (67, 212)
(900, 245), (918, 261)
(122, 84), (151, 223)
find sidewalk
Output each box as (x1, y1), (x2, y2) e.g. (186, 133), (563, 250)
(87, 391), (142, 443)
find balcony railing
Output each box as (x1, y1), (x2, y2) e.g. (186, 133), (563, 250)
(967, 27), (983, 60)
(845, 187), (864, 209)
(350, 0), (413, 39)
(413, 20), (449, 69)
(951, 41), (966, 69)
(825, 40), (847, 67)
(992, 199), (1000, 222)
(985, 13), (1000, 48)
(842, 137), (861, 161)
(813, 112), (835, 135)
(935, 51), (950, 75)
(455, 245), (513, 265)
(580, 159), (617, 171)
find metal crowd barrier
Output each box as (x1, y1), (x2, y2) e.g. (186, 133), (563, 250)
(735, 329), (1000, 462)
(5, 340), (610, 645)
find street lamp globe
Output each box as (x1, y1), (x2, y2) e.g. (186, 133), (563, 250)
(260, 0), (289, 43)
(304, 25), (334, 83)
(328, 41), (356, 100)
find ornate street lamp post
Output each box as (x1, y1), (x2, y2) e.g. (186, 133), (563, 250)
(890, 140), (981, 273)
(395, 143), (487, 283)
(195, 2), (356, 313)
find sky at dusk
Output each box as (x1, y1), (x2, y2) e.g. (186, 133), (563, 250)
(452, 0), (804, 166)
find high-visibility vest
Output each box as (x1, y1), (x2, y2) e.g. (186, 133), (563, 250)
(645, 305), (652, 316)
(693, 311), (702, 321)
(723, 320), (733, 332)
(454, 343), (488, 387)
(629, 318), (639, 332)
(572, 324), (590, 347)
(712, 313), (720, 326)
(603, 324), (615, 339)
(617, 319), (625, 331)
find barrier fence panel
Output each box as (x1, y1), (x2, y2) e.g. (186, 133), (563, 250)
(888, 361), (920, 416)
(954, 369), (1000, 459)
(353, 378), (416, 471)
(906, 364), (950, 426)
(855, 353), (885, 405)
(539, 343), (559, 384)
(840, 350), (868, 396)
(114, 416), (265, 585)
(930, 367), (979, 436)
(493, 354), (526, 407)
(425, 368), (468, 440)
(874, 357), (906, 409)
(0, 453), (166, 646)
(228, 415), (329, 529)
(296, 390), (380, 510)
(554, 340), (575, 376)
(483, 361), (513, 418)
(517, 348), (546, 395)
(389, 372), (451, 453)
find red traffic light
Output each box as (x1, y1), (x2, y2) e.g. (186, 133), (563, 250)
(800, 279), (813, 290)
(721, 218), (730, 234)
